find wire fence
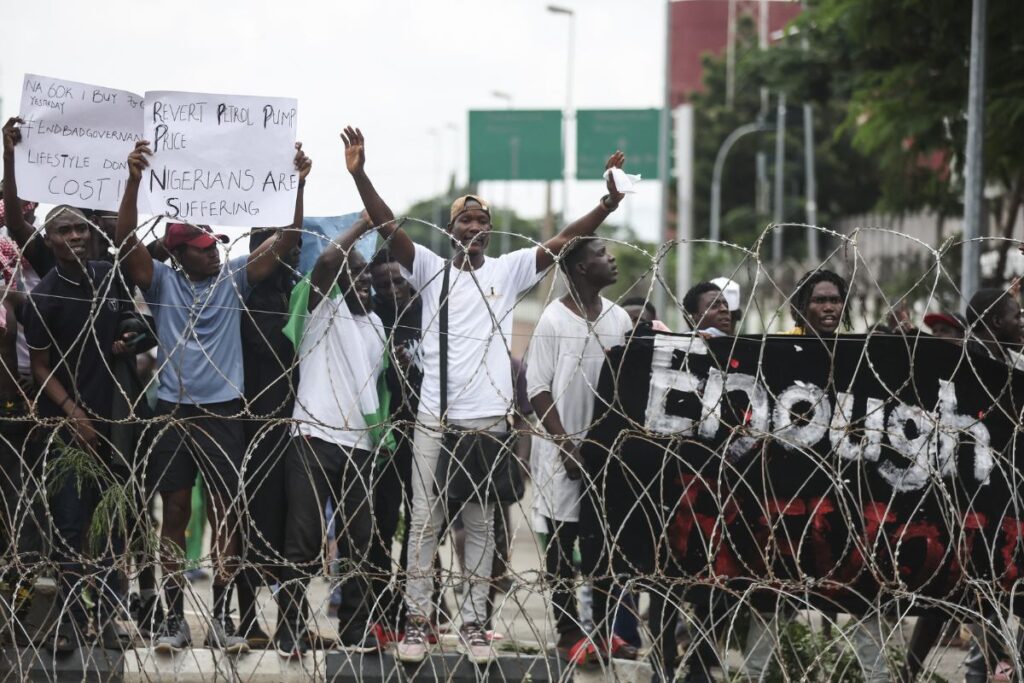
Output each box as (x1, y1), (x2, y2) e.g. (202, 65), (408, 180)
(1, 210), (1023, 682)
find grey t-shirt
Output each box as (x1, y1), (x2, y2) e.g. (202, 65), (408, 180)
(143, 255), (251, 405)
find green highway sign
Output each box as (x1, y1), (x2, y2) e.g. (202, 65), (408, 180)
(468, 110), (562, 181)
(576, 109), (661, 179)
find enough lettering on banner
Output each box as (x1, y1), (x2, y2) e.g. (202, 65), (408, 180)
(582, 332), (1024, 613)
(142, 91), (298, 227)
(15, 74), (145, 211)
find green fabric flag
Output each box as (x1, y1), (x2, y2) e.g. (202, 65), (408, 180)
(284, 277), (396, 452)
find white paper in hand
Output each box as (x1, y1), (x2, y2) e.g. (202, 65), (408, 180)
(603, 167), (642, 194)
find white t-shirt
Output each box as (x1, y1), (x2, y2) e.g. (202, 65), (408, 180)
(291, 295), (385, 450)
(526, 297), (633, 523)
(402, 243), (544, 420)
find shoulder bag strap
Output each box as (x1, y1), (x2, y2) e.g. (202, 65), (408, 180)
(439, 260), (452, 428)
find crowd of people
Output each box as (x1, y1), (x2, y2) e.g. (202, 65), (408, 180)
(1, 114), (1023, 682)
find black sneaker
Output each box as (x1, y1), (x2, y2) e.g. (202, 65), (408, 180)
(154, 612), (192, 654)
(275, 623), (309, 659)
(204, 613), (250, 655)
(242, 622), (272, 649)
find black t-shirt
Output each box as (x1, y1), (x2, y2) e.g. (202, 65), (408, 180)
(22, 261), (131, 421)
(377, 301), (423, 420)
(241, 273), (298, 423)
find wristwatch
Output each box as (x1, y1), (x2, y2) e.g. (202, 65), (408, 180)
(600, 194), (620, 212)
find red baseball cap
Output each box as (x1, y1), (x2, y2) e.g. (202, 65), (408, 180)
(164, 223), (229, 250)
(924, 312), (965, 332)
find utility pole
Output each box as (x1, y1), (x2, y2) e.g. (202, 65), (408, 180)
(657, 0), (672, 322)
(772, 93), (786, 265)
(961, 0), (987, 304)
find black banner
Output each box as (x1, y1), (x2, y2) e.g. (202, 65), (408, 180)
(580, 332), (1024, 612)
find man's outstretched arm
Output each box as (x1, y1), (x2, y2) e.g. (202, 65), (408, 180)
(246, 142), (311, 284)
(536, 151), (626, 272)
(341, 126), (415, 272)
(115, 141), (155, 290)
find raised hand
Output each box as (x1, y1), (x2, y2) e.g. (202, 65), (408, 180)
(340, 126), (365, 175)
(126, 140), (153, 182)
(604, 150), (626, 204)
(294, 141), (312, 180)
(2, 117), (23, 159)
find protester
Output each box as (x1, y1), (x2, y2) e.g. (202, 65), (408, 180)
(621, 296), (671, 332)
(274, 212), (394, 657)
(526, 236), (632, 664)
(113, 139), (309, 654)
(338, 125), (626, 664)
(682, 281), (734, 336)
(923, 311), (966, 342)
(21, 205), (142, 652)
(360, 245), (424, 641)
(236, 227), (302, 648)
(0, 234), (33, 608)
(786, 269), (851, 336)
(966, 288), (1024, 365)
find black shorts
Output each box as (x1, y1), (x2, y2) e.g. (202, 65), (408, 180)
(146, 399), (245, 501)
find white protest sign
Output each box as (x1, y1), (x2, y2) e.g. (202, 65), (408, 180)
(15, 74), (145, 211)
(142, 91), (298, 227)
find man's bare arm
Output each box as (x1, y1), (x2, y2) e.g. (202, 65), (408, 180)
(341, 126), (415, 271)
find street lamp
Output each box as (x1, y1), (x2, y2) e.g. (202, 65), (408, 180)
(491, 91), (513, 108)
(547, 4), (574, 225)
(710, 122), (769, 248)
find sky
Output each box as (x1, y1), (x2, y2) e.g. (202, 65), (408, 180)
(1, 0), (670, 242)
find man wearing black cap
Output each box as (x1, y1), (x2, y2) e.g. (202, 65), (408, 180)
(338, 125), (627, 664)
(113, 139), (310, 654)
(235, 227), (302, 648)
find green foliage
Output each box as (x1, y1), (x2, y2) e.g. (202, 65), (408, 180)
(45, 439), (107, 499)
(759, 0), (1024, 242)
(45, 439), (159, 558)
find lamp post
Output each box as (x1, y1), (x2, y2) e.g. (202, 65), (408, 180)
(547, 4), (575, 226)
(710, 122), (768, 247)
(491, 91), (514, 254)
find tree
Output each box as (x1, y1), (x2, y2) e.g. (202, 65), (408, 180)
(758, 0), (1024, 285)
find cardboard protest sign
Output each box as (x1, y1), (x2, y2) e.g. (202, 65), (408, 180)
(15, 74), (145, 211)
(142, 91), (298, 227)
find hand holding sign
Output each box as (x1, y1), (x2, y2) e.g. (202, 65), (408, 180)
(294, 142), (312, 182)
(127, 140), (152, 181)
(2, 118), (24, 161)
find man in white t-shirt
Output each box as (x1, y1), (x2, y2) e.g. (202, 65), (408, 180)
(274, 219), (392, 658)
(526, 237), (632, 663)
(339, 125), (627, 664)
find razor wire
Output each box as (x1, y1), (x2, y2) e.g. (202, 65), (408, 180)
(0, 208), (1022, 683)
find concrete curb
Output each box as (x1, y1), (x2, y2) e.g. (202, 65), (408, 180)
(2, 646), (655, 682)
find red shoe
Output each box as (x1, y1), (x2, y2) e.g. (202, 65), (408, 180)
(601, 635), (639, 661)
(557, 635), (598, 667)
(372, 624), (399, 648)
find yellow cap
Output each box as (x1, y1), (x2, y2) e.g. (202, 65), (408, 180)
(449, 195), (490, 225)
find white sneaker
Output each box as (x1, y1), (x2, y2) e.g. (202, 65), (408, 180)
(458, 622), (494, 665)
(396, 617), (430, 663)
